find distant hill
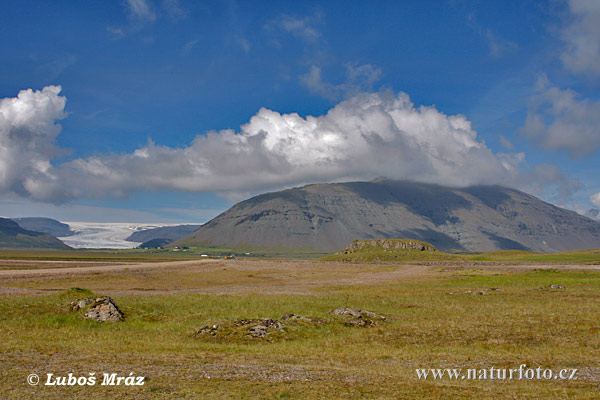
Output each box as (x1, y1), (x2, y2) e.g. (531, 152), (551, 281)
(125, 224), (202, 245)
(173, 179), (600, 253)
(11, 217), (74, 237)
(0, 218), (71, 249)
(139, 238), (172, 248)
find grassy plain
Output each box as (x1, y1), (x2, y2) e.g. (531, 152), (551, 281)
(0, 246), (329, 263)
(322, 240), (600, 264)
(0, 251), (599, 399)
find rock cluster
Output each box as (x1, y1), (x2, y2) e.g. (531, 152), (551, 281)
(340, 239), (437, 254)
(196, 318), (286, 339)
(245, 319), (284, 338)
(196, 308), (386, 341)
(196, 314), (327, 341)
(330, 307), (387, 327)
(197, 324), (221, 336)
(70, 296), (124, 322)
(540, 284), (566, 290)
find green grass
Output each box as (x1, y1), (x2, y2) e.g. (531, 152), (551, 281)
(0, 248), (203, 262)
(321, 240), (600, 264)
(0, 245), (329, 263)
(468, 248), (600, 263)
(3, 239), (599, 265)
(1, 266), (599, 399)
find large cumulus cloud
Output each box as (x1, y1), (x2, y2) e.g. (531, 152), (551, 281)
(0, 85), (70, 202)
(64, 91), (525, 197)
(0, 86), (575, 203)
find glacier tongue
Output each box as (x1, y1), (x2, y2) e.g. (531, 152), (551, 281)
(58, 222), (167, 249)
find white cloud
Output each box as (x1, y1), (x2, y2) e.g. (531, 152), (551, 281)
(57, 92), (529, 198)
(272, 14), (321, 42)
(0, 86), (579, 205)
(237, 37), (251, 53)
(109, 0), (156, 37)
(517, 162), (580, 206)
(182, 39), (199, 53)
(126, 0), (156, 23)
(486, 29), (518, 58)
(301, 64), (382, 101)
(561, 0), (600, 76)
(499, 135), (515, 151)
(0, 86), (70, 202)
(162, 0), (187, 22)
(591, 192), (600, 207)
(521, 76), (600, 158)
(467, 13), (517, 58)
(106, 26), (126, 38)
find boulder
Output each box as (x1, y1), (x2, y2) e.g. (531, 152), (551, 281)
(70, 296), (124, 322)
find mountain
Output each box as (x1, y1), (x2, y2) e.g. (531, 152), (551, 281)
(0, 218), (71, 249)
(173, 179), (600, 253)
(11, 217), (74, 237)
(125, 224), (202, 245)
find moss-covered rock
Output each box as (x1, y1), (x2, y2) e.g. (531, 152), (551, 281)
(69, 296), (124, 322)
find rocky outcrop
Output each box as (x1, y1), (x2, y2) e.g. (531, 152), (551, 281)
(70, 296), (124, 322)
(341, 239), (436, 254)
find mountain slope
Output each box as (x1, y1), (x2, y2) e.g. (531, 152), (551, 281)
(11, 217), (74, 237)
(0, 218), (71, 249)
(174, 180), (600, 253)
(125, 225), (202, 244)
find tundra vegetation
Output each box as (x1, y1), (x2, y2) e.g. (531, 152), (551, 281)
(0, 244), (599, 399)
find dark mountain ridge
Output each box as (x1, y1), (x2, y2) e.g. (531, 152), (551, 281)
(0, 218), (71, 249)
(125, 224), (202, 244)
(11, 217), (74, 237)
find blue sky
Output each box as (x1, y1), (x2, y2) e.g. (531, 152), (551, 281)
(0, 0), (599, 222)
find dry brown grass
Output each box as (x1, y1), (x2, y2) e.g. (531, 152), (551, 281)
(1, 258), (599, 399)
